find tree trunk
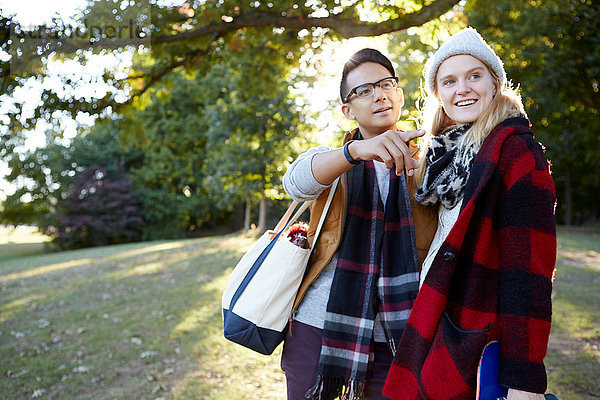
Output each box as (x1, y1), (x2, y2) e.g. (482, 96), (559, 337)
(565, 167), (572, 226)
(243, 200), (251, 233)
(258, 193), (267, 234)
(563, 130), (572, 226)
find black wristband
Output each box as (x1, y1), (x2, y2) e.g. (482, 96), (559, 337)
(343, 140), (362, 165)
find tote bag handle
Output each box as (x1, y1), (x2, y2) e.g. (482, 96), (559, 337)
(229, 178), (340, 309)
(271, 177), (339, 243)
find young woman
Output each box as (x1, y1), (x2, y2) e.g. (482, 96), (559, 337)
(382, 28), (557, 400)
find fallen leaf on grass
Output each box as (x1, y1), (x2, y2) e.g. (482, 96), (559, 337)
(7, 369), (28, 378)
(37, 319), (50, 328)
(141, 351), (158, 359)
(72, 366), (90, 373)
(151, 383), (168, 394)
(31, 389), (45, 398)
(131, 337), (143, 345)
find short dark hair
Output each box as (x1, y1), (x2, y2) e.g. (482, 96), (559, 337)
(340, 48), (396, 103)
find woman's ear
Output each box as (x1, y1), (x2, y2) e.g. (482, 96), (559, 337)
(493, 82), (500, 97)
(341, 103), (356, 121)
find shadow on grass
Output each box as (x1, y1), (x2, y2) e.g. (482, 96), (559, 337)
(0, 232), (285, 400)
(546, 232), (600, 399)
(4, 230), (598, 399)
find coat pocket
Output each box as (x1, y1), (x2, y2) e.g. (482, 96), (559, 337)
(419, 312), (492, 400)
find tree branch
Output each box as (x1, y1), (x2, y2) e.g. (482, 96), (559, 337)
(154, 0), (460, 43)
(122, 44), (213, 106)
(10, 0), (459, 57)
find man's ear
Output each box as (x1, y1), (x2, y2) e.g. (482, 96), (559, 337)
(398, 87), (405, 108)
(341, 103), (356, 121)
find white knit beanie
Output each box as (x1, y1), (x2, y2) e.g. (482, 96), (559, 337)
(424, 27), (506, 95)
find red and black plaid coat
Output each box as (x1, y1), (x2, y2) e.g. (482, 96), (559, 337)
(383, 116), (556, 399)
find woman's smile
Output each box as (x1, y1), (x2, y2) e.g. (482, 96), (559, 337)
(436, 54), (496, 125)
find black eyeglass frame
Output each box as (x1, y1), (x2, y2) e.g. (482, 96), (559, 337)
(343, 76), (399, 103)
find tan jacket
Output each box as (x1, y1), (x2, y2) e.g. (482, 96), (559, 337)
(292, 129), (438, 312)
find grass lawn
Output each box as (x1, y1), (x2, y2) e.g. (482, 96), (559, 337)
(0, 226), (51, 262)
(546, 228), (600, 399)
(1, 228), (599, 399)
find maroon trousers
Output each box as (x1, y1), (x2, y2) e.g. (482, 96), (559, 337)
(281, 320), (394, 400)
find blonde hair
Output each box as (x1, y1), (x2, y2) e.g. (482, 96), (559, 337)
(415, 65), (526, 185)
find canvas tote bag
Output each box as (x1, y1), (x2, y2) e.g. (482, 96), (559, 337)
(222, 178), (339, 355)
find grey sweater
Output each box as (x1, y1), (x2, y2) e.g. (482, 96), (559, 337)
(283, 146), (390, 341)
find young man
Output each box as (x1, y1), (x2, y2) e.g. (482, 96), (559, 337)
(281, 48), (437, 400)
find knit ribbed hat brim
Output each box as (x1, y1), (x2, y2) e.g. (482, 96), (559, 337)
(424, 27), (506, 95)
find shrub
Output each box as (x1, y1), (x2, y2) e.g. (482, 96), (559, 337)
(50, 165), (143, 249)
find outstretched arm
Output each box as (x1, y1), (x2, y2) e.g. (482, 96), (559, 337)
(311, 129), (425, 185)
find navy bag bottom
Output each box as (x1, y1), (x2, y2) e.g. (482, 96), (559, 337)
(223, 308), (287, 355)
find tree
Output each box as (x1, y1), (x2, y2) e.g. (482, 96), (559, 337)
(0, 118), (142, 228)
(200, 32), (307, 233)
(1, 44), (303, 238)
(1, 1), (462, 135)
(1, 1), (464, 234)
(121, 72), (228, 239)
(386, 15), (467, 127)
(466, 0), (600, 224)
(51, 165), (143, 249)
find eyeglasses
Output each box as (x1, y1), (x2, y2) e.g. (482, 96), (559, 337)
(343, 76), (399, 103)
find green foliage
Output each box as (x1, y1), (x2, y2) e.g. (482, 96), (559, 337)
(201, 33), (306, 205)
(386, 14), (467, 129)
(0, 119), (139, 226)
(1, 0), (463, 241)
(466, 0), (600, 224)
(1, 0), (459, 137)
(118, 37), (304, 238)
(123, 72), (224, 239)
(1, 39), (304, 240)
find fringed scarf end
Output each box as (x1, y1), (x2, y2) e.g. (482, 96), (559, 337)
(305, 376), (365, 400)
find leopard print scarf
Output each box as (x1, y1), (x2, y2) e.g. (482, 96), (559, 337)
(415, 123), (479, 210)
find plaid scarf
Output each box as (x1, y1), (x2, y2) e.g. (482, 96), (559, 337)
(306, 157), (420, 400)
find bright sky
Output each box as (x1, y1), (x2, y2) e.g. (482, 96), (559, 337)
(0, 0), (133, 200)
(0, 0), (87, 26)
(293, 33), (390, 143)
(0, 1), (387, 201)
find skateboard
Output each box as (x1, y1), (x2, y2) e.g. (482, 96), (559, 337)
(476, 341), (560, 400)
